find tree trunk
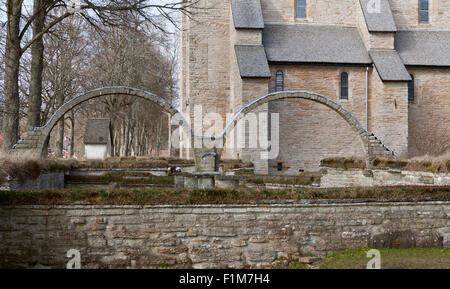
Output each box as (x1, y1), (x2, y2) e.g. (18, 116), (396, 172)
(168, 114), (172, 157)
(121, 119), (126, 156)
(124, 120), (129, 156)
(55, 93), (65, 157)
(2, 0), (22, 152)
(55, 118), (64, 157)
(70, 110), (75, 158)
(27, 0), (46, 130)
(156, 118), (162, 157)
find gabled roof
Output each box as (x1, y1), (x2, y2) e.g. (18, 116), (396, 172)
(234, 45), (271, 78)
(263, 24), (372, 64)
(369, 50), (411, 81)
(359, 0), (397, 32)
(395, 30), (450, 66)
(231, 0), (264, 29)
(84, 118), (111, 145)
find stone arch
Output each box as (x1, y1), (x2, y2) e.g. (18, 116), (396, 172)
(219, 91), (395, 167)
(12, 86), (189, 157)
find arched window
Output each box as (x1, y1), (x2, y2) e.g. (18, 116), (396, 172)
(408, 74), (415, 101)
(419, 0), (429, 23)
(275, 70), (284, 92)
(296, 0), (307, 18)
(340, 72), (349, 100)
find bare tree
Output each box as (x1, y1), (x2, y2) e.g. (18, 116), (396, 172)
(27, 0), (49, 130)
(41, 13), (86, 156)
(2, 0), (22, 152)
(81, 21), (175, 157)
(1, 0), (197, 152)
(33, 11), (178, 158)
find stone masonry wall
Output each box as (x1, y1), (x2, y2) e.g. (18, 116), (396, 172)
(321, 168), (450, 188)
(407, 67), (450, 157)
(261, 0), (361, 25)
(260, 0), (450, 30)
(236, 79), (270, 175)
(0, 202), (448, 269)
(390, 0), (450, 29)
(180, 0), (232, 159)
(369, 68), (409, 157)
(266, 65), (367, 173)
(370, 33), (395, 49)
(180, 0), (449, 167)
(0, 172), (65, 192)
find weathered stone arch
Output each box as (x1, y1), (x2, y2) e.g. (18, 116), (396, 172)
(220, 91), (395, 167)
(12, 88), (394, 170)
(12, 86), (187, 158)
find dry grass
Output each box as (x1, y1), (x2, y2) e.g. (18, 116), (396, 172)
(373, 155), (450, 173)
(410, 151), (450, 161)
(0, 186), (448, 205)
(0, 156), (195, 183)
(0, 156), (253, 183)
(71, 157), (194, 169)
(322, 154), (450, 173)
(220, 159), (254, 170)
(0, 154), (70, 183)
(244, 174), (322, 186)
(320, 158), (366, 170)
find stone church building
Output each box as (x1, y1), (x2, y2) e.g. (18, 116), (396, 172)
(180, 0), (450, 174)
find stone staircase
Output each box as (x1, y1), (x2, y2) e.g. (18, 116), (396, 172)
(368, 133), (396, 159)
(10, 128), (46, 157)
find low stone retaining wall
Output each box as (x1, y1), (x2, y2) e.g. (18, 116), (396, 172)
(321, 169), (450, 188)
(70, 168), (170, 177)
(175, 174), (241, 189)
(0, 171), (65, 191)
(2, 167), (448, 191)
(0, 201), (448, 269)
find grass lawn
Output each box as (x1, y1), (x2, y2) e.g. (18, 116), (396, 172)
(285, 248), (450, 269)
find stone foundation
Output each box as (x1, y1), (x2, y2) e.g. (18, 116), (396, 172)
(0, 201), (448, 269)
(0, 171), (65, 192)
(321, 169), (450, 188)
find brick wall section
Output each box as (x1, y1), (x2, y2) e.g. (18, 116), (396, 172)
(261, 0), (360, 25)
(232, 29), (262, 45)
(369, 69), (409, 157)
(390, 0), (450, 29)
(407, 68), (450, 157)
(266, 65), (368, 172)
(223, 89), (394, 172)
(178, 0), (450, 171)
(183, 1), (231, 126)
(259, 0), (450, 29)
(0, 202), (448, 269)
(234, 79), (270, 174)
(370, 33), (395, 49)
(180, 0), (232, 159)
